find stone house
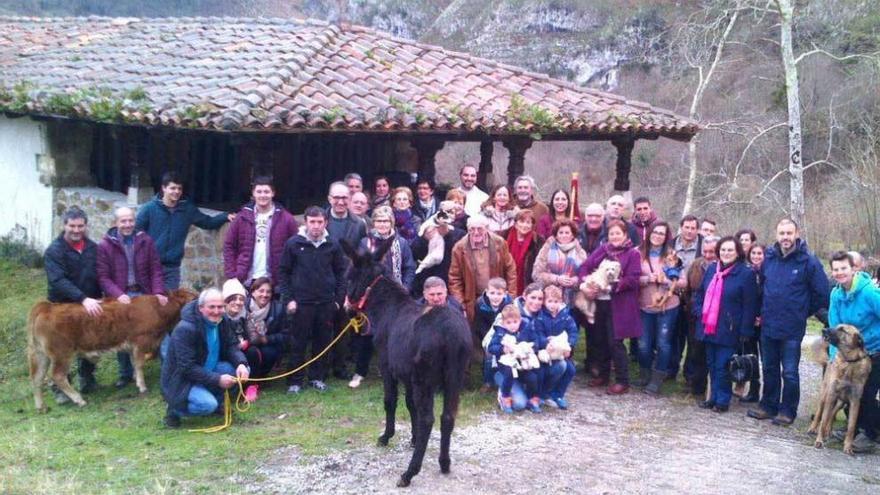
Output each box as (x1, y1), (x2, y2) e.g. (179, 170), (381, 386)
(0, 16), (696, 288)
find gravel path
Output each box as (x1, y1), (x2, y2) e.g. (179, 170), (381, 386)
(248, 342), (880, 494)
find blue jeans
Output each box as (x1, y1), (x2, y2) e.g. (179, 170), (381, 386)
(542, 359), (575, 400)
(162, 265), (181, 290)
(760, 336), (802, 418)
(705, 342), (736, 407)
(177, 361), (235, 416)
(494, 370), (528, 411)
(639, 308), (679, 372)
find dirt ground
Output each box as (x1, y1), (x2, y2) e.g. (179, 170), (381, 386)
(248, 342), (880, 494)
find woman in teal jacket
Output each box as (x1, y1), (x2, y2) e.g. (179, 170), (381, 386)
(828, 251), (880, 452)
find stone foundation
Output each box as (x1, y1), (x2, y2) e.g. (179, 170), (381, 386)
(54, 187), (226, 290)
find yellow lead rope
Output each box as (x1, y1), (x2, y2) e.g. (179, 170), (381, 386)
(188, 312), (369, 433)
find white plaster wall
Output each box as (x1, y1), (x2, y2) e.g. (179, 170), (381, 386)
(0, 115), (53, 249)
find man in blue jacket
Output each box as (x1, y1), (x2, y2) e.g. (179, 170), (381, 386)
(44, 207), (103, 398)
(748, 218), (830, 425)
(135, 171), (233, 289)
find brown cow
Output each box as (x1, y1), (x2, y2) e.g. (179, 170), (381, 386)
(27, 288), (196, 412)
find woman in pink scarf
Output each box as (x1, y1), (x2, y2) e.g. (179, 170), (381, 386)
(692, 236), (760, 412)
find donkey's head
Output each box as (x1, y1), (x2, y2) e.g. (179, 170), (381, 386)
(340, 238), (393, 311)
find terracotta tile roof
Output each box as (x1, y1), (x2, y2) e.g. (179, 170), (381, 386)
(0, 16), (697, 141)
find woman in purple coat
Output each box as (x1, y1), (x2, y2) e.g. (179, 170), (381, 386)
(578, 219), (642, 395)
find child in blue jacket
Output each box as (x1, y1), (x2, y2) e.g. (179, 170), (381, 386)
(534, 285), (579, 409)
(474, 278), (513, 390)
(488, 304), (544, 414)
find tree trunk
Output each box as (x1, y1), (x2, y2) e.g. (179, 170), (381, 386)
(682, 6), (740, 215)
(777, 0), (806, 231)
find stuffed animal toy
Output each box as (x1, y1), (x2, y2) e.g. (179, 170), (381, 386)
(498, 334), (540, 378)
(574, 259), (621, 323)
(538, 331), (571, 363)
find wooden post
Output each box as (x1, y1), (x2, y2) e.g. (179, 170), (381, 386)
(502, 137), (532, 188)
(612, 137), (635, 192)
(477, 139), (494, 190)
(411, 137), (445, 184)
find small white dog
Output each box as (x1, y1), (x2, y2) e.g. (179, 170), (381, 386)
(574, 259), (622, 323)
(538, 331), (571, 363)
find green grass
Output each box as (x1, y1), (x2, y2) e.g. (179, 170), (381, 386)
(0, 259), (493, 494)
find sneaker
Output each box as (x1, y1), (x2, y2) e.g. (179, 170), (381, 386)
(544, 398), (559, 409)
(851, 432), (877, 454)
(310, 380), (328, 392)
(163, 412), (181, 429)
(244, 384), (259, 403)
(606, 383), (630, 395)
(348, 374), (364, 389)
(554, 397), (569, 410)
(287, 384), (302, 394)
(527, 397), (542, 414)
(747, 408), (775, 420)
(498, 396), (514, 414)
(53, 390), (71, 405)
(772, 414), (794, 426)
(114, 376), (133, 389)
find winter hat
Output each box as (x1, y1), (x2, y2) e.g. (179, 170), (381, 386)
(222, 278), (247, 302)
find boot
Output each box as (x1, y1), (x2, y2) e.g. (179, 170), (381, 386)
(644, 370), (666, 395)
(634, 367), (651, 387)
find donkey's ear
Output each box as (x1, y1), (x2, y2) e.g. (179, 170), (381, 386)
(373, 237), (394, 262)
(339, 239), (358, 261)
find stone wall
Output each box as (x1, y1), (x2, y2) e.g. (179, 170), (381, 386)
(54, 187), (227, 290)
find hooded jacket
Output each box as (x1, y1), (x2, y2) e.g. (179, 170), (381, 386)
(223, 202), (298, 284)
(96, 228), (165, 297)
(760, 239), (830, 340)
(278, 228), (347, 306)
(135, 194), (228, 267)
(533, 305), (579, 349)
(829, 271), (880, 358)
(160, 301), (248, 413)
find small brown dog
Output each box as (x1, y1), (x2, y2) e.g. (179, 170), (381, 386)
(808, 324), (873, 455)
(27, 289), (196, 411)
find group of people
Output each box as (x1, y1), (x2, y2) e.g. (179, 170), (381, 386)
(42, 165), (879, 453)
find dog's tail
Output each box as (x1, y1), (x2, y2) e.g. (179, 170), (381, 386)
(810, 337), (830, 367)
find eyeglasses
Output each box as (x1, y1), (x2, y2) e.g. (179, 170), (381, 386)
(228, 295), (245, 302)
(330, 195), (349, 201)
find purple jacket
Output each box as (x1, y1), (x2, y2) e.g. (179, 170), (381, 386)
(223, 203), (298, 284)
(96, 228), (165, 298)
(579, 242), (642, 339)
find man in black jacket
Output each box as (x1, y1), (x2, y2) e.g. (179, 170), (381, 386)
(279, 206), (347, 394)
(160, 288), (249, 428)
(44, 207), (102, 398)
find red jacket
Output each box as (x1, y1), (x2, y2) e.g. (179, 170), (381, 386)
(223, 203), (298, 284)
(96, 228), (165, 297)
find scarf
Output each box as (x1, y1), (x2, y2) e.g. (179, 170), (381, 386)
(394, 209), (418, 241)
(549, 238), (585, 302)
(247, 299), (271, 340)
(370, 231), (403, 284)
(372, 194), (390, 208)
(701, 261), (736, 336)
(506, 229), (534, 295)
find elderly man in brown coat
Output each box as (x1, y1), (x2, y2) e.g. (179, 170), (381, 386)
(448, 215), (518, 322)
